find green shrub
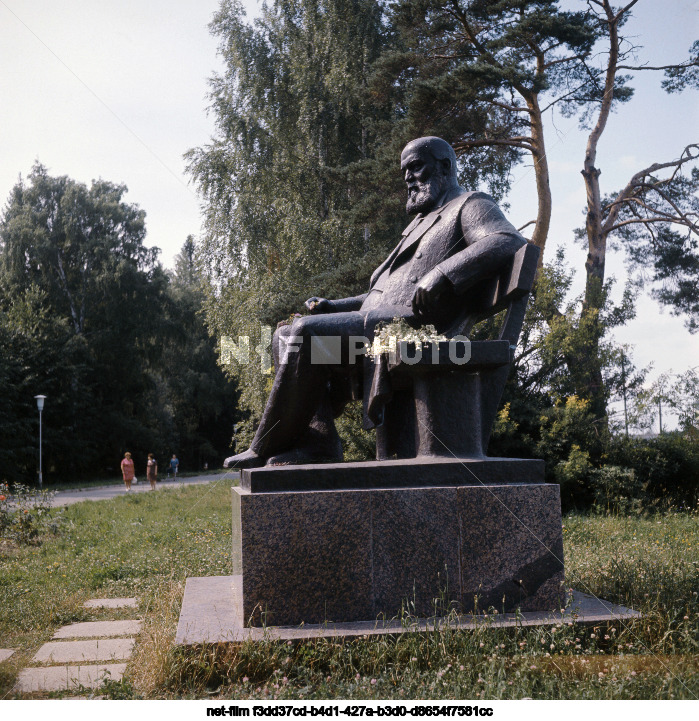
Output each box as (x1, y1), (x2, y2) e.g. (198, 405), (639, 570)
(590, 465), (646, 515)
(535, 396), (602, 507)
(493, 392), (698, 513)
(606, 433), (699, 510)
(0, 481), (55, 545)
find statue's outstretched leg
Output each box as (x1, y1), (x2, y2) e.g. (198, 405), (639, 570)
(223, 312), (364, 468)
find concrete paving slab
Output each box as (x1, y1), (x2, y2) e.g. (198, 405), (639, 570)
(0, 649), (16, 662)
(84, 598), (137, 609)
(16, 663), (126, 693)
(33, 638), (134, 663)
(176, 575), (642, 644)
(53, 620), (141, 638)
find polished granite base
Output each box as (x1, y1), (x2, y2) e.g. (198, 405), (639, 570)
(175, 576), (641, 645)
(241, 457), (544, 492)
(233, 479), (566, 627)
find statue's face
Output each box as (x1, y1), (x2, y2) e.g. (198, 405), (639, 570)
(401, 146), (446, 215)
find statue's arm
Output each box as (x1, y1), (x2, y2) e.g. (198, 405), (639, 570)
(434, 196), (526, 295)
(412, 195), (525, 317)
(305, 294), (368, 314)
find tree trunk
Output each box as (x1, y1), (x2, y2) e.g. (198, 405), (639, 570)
(575, 0), (621, 425)
(318, 120), (333, 266)
(526, 93), (552, 269)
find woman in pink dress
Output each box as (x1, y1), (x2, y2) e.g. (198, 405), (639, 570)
(121, 452), (135, 492)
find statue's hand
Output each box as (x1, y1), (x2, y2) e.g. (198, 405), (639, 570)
(412, 269), (451, 318)
(305, 296), (333, 314)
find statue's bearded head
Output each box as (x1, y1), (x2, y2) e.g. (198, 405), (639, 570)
(401, 137), (459, 215)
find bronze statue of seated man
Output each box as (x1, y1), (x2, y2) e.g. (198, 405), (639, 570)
(224, 136), (527, 469)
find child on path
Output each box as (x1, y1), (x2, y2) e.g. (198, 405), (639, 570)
(170, 454), (179, 480)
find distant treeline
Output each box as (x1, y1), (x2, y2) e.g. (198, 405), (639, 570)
(0, 164), (238, 483)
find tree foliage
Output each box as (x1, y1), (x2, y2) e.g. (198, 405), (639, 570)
(0, 163), (169, 477)
(0, 167), (237, 482)
(189, 0), (697, 502)
(160, 237), (239, 467)
(187, 0), (403, 432)
(380, 0), (699, 421)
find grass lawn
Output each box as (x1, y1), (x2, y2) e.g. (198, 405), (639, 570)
(0, 480), (697, 699)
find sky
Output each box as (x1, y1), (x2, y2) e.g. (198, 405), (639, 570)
(0, 0), (697, 429)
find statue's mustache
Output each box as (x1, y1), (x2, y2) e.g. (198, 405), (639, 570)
(408, 181), (437, 198)
(406, 180), (440, 212)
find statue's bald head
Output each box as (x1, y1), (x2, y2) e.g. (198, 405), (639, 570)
(401, 136), (459, 214)
(401, 137), (458, 181)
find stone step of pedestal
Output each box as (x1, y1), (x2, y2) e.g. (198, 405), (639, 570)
(33, 638), (135, 664)
(84, 598), (137, 609)
(16, 663), (127, 693)
(53, 620), (141, 639)
(0, 649), (16, 663)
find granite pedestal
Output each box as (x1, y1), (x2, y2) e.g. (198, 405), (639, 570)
(232, 458), (565, 627)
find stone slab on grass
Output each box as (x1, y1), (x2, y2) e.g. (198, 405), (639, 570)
(53, 620), (141, 638)
(0, 649), (16, 663)
(16, 663), (126, 693)
(176, 576), (641, 644)
(84, 598), (137, 609)
(33, 638), (134, 664)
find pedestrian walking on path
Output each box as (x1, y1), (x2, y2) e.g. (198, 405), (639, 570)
(146, 453), (158, 490)
(169, 454), (179, 480)
(120, 452), (135, 492)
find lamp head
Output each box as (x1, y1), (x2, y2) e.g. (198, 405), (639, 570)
(34, 395), (47, 411)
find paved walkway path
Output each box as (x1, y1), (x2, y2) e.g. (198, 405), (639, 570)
(15, 597), (140, 694)
(48, 471), (240, 507)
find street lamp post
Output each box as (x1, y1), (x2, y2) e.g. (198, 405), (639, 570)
(34, 395), (46, 489)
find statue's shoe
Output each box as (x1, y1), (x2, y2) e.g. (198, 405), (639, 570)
(223, 449), (266, 469)
(266, 447), (343, 466)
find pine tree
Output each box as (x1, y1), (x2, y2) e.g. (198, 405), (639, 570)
(383, 0), (699, 421)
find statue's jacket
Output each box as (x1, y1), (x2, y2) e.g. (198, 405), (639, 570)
(360, 188), (526, 336)
(353, 188), (527, 427)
